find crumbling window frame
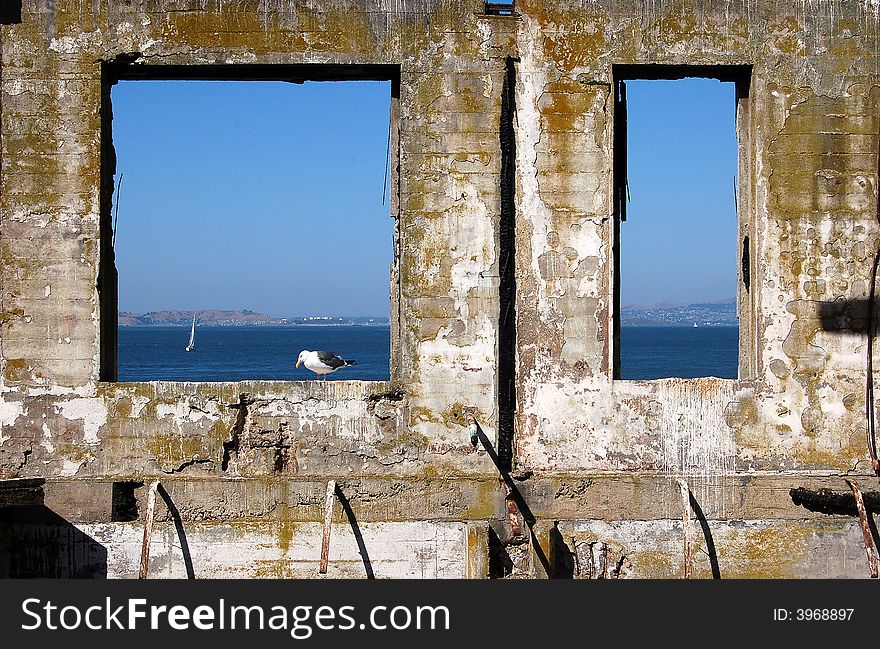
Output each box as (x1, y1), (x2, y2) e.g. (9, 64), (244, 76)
(611, 64), (754, 380)
(484, 1), (516, 16)
(98, 62), (402, 382)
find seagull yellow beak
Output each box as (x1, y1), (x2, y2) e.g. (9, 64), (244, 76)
(296, 359), (302, 368)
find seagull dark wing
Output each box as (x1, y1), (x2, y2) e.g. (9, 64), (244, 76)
(316, 351), (346, 369)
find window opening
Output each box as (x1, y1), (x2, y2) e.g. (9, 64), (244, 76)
(612, 67), (751, 380)
(102, 71), (397, 382)
(485, 1), (516, 16)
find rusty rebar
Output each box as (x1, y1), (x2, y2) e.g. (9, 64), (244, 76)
(845, 478), (878, 578)
(504, 484), (526, 544)
(319, 480), (336, 575)
(138, 480), (160, 579)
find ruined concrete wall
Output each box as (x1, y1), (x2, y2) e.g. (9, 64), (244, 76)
(512, 0), (880, 479)
(0, 0), (507, 479)
(1, 0), (879, 578)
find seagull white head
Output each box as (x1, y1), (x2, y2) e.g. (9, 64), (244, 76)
(295, 350), (310, 368)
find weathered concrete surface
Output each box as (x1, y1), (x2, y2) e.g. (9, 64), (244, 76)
(512, 0), (880, 474)
(29, 474), (880, 525)
(1, 1), (879, 577)
(555, 518), (875, 579)
(6, 474), (875, 578)
(29, 472), (880, 526)
(87, 520), (473, 579)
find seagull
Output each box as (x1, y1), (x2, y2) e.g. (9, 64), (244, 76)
(296, 350), (358, 380)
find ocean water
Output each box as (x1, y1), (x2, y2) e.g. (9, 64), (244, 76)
(118, 325), (391, 382)
(118, 324), (739, 382)
(619, 325), (739, 380)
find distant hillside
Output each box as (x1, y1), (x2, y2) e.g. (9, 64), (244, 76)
(620, 299), (738, 326)
(120, 310), (281, 326)
(119, 310), (390, 327)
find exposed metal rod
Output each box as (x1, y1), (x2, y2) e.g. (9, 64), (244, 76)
(138, 480), (160, 579)
(504, 484), (525, 543)
(112, 172), (123, 249)
(844, 478), (878, 578)
(465, 413), (550, 575)
(319, 479), (336, 575)
(382, 113), (391, 205)
(677, 479), (692, 579)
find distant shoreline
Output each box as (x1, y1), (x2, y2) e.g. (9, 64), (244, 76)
(119, 309), (389, 327)
(620, 323), (739, 327)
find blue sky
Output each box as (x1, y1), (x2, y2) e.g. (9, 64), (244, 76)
(621, 78), (738, 306)
(112, 79), (393, 318)
(112, 77), (737, 317)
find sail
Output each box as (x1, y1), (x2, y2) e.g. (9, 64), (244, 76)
(185, 315), (196, 351)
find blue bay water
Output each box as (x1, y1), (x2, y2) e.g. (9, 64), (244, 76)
(118, 325), (391, 382)
(620, 325), (739, 380)
(119, 324), (739, 382)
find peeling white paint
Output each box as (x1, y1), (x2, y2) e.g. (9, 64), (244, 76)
(657, 380), (737, 513)
(56, 398), (107, 446)
(413, 316), (497, 441)
(449, 203), (495, 316)
(48, 36), (81, 54)
(157, 401), (221, 425)
(59, 459), (84, 477)
(0, 399), (25, 445)
(517, 17), (555, 318)
(130, 396), (150, 418)
(40, 422), (56, 453)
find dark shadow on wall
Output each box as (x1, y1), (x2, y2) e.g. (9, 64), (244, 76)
(791, 486), (880, 561)
(335, 484), (375, 579)
(688, 492), (721, 579)
(868, 513), (880, 556)
(111, 481), (141, 521)
(488, 525), (513, 578)
(156, 484), (195, 579)
(473, 421), (552, 577)
(0, 1), (22, 24)
(0, 479), (107, 578)
(497, 55), (518, 473)
(791, 486), (880, 515)
(548, 523), (575, 579)
(817, 299), (872, 333)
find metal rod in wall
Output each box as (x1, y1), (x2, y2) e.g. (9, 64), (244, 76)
(319, 480), (337, 575)
(844, 478), (878, 578)
(139, 480), (160, 579)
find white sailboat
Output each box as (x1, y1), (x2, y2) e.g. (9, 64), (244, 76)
(185, 314), (196, 352)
